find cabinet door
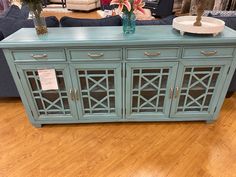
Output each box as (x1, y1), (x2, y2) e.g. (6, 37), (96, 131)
(126, 62), (178, 119)
(70, 63), (122, 120)
(16, 64), (78, 121)
(170, 60), (231, 119)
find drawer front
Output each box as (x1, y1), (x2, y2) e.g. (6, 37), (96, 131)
(69, 48), (122, 61)
(126, 47), (180, 60)
(183, 47), (235, 59)
(12, 49), (66, 62)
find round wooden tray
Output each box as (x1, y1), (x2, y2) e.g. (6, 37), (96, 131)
(172, 16), (225, 36)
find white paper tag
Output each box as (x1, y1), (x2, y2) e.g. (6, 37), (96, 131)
(38, 69), (59, 91)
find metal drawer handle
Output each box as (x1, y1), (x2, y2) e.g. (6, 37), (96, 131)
(88, 53), (104, 58)
(175, 87), (179, 98)
(169, 87), (174, 99)
(144, 51), (161, 57)
(31, 54), (48, 59)
(200, 50), (217, 56)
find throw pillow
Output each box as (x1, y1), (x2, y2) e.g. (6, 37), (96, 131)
(0, 17), (17, 37)
(13, 16), (60, 30)
(0, 16), (59, 38)
(157, 15), (176, 25)
(2, 5), (24, 19)
(212, 16), (236, 30)
(205, 12), (236, 30)
(20, 3), (30, 19)
(60, 15), (122, 27)
(135, 9), (155, 20)
(204, 10), (236, 17)
(136, 15), (175, 26)
(136, 19), (161, 26)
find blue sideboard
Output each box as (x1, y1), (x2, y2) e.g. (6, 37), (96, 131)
(1, 26), (236, 128)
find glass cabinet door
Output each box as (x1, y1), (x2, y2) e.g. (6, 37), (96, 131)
(170, 60), (231, 119)
(126, 62), (178, 119)
(17, 64), (78, 121)
(71, 63), (122, 120)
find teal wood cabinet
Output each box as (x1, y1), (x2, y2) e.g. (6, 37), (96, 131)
(125, 62), (178, 119)
(1, 26), (236, 127)
(70, 63), (122, 120)
(170, 60), (231, 119)
(16, 64), (78, 121)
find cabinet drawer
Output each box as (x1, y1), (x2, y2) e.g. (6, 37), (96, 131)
(12, 49), (66, 62)
(69, 48), (122, 61)
(126, 47), (180, 60)
(182, 47), (235, 59)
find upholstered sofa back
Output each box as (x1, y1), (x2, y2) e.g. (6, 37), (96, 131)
(60, 15), (176, 27)
(0, 5), (60, 97)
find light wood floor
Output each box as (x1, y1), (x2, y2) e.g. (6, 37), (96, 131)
(0, 94), (236, 177)
(2, 8), (236, 176)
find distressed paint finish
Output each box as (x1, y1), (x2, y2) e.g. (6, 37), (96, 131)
(1, 26), (236, 127)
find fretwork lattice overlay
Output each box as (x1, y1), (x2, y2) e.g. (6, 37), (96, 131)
(177, 66), (221, 112)
(25, 70), (71, 116)
(131, 68), (170, 113)
(78, 69), (116, 115)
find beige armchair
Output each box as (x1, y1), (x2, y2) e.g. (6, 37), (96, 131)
(66, 0), (100, 11)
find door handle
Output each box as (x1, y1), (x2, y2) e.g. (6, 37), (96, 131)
(69, 89), (75, 101)
(169, 87), (174, 99)
(175, 87), (180, 98)
(74, 89), (79, 100)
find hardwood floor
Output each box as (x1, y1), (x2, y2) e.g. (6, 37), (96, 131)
(0, 94), (236, 177)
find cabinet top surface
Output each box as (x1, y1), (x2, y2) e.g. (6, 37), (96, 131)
(1, 26), (236, 48)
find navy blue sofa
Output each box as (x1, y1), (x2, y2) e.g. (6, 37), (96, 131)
(60, 15), (176, 26)
(0, 5), (59, 97)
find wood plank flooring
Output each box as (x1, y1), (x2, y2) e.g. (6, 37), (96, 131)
(0, 94), (236, 177)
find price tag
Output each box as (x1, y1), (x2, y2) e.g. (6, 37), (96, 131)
(38, 69), (59, 91)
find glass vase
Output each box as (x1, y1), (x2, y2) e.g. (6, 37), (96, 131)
(122, 12), (136, 34)
(30, 3), (48, 35)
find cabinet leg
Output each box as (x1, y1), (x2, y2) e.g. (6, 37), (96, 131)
(32, 123), (42, 128)
(206, 120), (215, 124)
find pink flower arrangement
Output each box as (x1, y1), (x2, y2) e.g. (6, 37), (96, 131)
(110, 0), (145, 14)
